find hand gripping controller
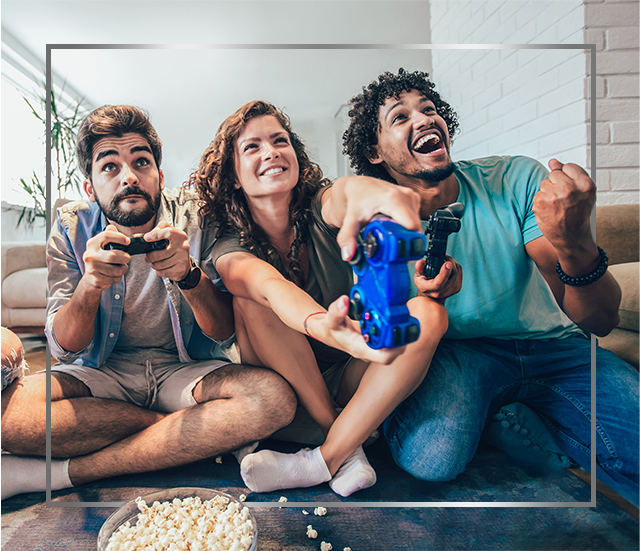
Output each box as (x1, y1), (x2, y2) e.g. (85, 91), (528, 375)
(348, 219), (426, 349)
(106, 234), (168, 255)
(423, 202), (464, 279)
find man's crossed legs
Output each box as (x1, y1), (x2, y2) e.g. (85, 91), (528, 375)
(383, 337), (640, 506)
(1, 361), (296, 499)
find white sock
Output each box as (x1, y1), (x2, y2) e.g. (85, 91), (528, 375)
(231, 441), (260, 465)
(1, 454), (73, 500)
(240, 446), (331, 493)
(328, 446), (377, 497)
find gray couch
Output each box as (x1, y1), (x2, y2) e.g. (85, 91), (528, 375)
(595, 203), (639, 368)
(1, 242), (47, 331)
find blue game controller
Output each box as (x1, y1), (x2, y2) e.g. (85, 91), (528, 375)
(348, 219), (426, 349)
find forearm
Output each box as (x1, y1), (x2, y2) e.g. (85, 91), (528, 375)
(52, 278), (103, 352)
(528, 235), (622, 336)
(260, 278), (326, 334)
(561, 272), (621, 336)
(556, 244), (621, 335)
(179, 272), (235, 340)
(321, 177), (353, 227)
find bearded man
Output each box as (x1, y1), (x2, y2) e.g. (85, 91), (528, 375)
(1, 105), (296, 500)
(342, 69), (639, 506)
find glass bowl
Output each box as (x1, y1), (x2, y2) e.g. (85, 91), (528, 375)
(97, 487), (257, 551)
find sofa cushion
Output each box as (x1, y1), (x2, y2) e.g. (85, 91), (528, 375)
(596, 204), (639, 265)
(609, 262), (639, 332)
(598, 327), (639, 369)
(2, 307), (46, 328)
(2, 267), (47, 309)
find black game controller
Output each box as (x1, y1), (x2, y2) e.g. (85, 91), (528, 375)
(423, 202), (464, 279)
(106, 234), (168, 255)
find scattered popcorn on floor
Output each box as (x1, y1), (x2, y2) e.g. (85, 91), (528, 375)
(320, 542), (333, 551)
(306, 524), (318, 539)
(215, 455), (223, 464)
(238, 494), (246, 502)
(278, 496), (288, 502)
(343, 548), (352, 551)
(105, 494), (254, 551)
(302, 510), (309, 515)
(314, 506), (327, 516)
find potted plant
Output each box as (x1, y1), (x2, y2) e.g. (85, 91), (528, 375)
(16, 82), (86, 227)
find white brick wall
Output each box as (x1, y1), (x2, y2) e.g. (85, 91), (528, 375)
(430, 1), (587, 169)
(429, 0), (639, 205)
(585, 0), (640, 205)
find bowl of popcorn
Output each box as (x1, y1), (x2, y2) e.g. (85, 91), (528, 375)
(97, 487), (257, 551)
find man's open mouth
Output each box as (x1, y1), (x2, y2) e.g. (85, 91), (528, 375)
(413, 133), (444, 155)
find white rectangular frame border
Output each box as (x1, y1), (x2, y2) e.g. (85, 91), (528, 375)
(45, 42), (597, 508)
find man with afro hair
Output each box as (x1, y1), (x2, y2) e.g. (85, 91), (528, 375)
(342, 68), (639, 505)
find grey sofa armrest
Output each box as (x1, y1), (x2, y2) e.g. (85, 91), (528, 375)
(594, 204), (639, 369)
(1, 243), (47, 281)
(596, 204), (639, 266)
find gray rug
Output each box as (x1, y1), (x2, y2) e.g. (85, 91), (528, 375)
(2, 439), (638, 550)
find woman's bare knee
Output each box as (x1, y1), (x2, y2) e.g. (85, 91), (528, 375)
(408, 297), (449, 344)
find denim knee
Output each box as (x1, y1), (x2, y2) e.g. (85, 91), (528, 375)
(384, 418), (477, 482)
(392, 440), (472, 482)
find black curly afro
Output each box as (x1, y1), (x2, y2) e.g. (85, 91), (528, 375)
(342, 68), (459, 183)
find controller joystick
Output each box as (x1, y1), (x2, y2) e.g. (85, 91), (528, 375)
(348, 219), (426, 349)
(423, 202), (464, 279)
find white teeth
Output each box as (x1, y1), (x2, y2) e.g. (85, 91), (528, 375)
(263, 167), (284, 176)
(413, 133), (440, 151)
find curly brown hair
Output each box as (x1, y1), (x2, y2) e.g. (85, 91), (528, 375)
(342, 68), (459, 183)
(188, 100), (331, 286)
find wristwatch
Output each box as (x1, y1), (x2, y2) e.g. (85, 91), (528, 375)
(176, 257), (202, 290)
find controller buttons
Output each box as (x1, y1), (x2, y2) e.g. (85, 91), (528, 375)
(392, 327), (402, 346)
(396, 240), (406, 258)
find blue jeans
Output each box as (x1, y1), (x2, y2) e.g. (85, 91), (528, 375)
(382, 337), (640, 505)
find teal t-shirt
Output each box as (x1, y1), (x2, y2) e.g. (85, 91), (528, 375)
(417, 155), (585, 341)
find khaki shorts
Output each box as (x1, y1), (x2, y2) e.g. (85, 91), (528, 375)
(52, 358), (231, 413)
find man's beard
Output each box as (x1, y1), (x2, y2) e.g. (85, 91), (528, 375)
(94, 185), (161, 227)
(414, 160), (456, 184)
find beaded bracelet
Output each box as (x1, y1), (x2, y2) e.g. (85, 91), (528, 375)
(555, 246), (609, 287)
(303, 311), (326, 340)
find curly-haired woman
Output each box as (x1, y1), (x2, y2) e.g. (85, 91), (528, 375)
(189, 100), (449, 497)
